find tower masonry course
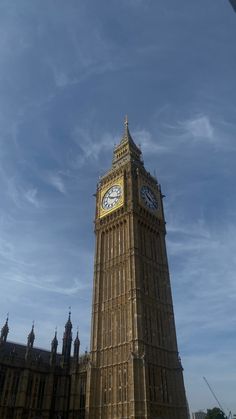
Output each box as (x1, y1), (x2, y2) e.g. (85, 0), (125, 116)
(0, 120), (189, 419)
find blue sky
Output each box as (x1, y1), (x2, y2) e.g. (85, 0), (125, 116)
(0, 0), (236, 414)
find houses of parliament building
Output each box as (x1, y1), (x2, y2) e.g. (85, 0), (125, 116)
(0, 120), (189, 419)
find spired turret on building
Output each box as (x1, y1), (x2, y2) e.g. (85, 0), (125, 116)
(0, 119), (189, 419)
(0, 312), (88, 418)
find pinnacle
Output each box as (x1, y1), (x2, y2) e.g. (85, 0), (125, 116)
(121, 115), (135, 145)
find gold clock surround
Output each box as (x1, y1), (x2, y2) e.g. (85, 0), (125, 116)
(99, 176), (124, 218)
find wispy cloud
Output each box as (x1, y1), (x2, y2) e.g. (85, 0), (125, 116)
(72, 127), (115, 167)
(168, 219), (236, 339)
(24, 188), (40, 207)
(6, 178), (41, 209)
(9, 273), (89, 296)
(46, 173), (66, 194)
(134, 129), (171, 154)
(6, 177), (21, 207)
(131, 114), (216, 158)
(161, 113), (216, 146)
(0, 0), (235, 413)
(167, 216), (236, 412)
(181, 115), (214, 141)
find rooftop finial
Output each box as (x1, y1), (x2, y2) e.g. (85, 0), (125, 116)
(50, 327), (58, 365)
(123, 114), (132, 141)
(64, 308), (72, 333)
(0, 313), (9, 344)
(27, 321), (35, 349)
(51, 328), (58, 348)
(62, 309), (73, 364)
(73, 326), (80, 363)
(75, 327), (80, 341)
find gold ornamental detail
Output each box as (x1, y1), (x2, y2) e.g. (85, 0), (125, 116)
(99, 177), (124, 218)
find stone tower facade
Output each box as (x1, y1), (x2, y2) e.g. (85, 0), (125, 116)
(0, 119), (189, 419)
(86, 119), (188, 419)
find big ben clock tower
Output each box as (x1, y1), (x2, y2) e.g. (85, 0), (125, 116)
(86, 119), (189, 419)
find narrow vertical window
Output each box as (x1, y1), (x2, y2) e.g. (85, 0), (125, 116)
(108, 370), (112, 404)
(118, 369), (122, 402)
(123, 367), (127, 402)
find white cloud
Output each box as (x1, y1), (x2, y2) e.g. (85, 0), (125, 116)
(168, 219), (236, 339)
(47, 173), (66, 194)
(0, 238), (14, 261)
(134, 129), (171, 154)
(24, 188), (39, 207)
(183, 115), (214, 140)
(0, 1), (235, 413)
(8, 273), (89, 296)
(123, 115), (215, 159)
(53, 71), (70, 88)
(167, 218), (236, 412)
(6, 177), (21, 207)
(168, 219), (211, 240)
(6, 178), (41, 209)
(72, 127), (115, 167)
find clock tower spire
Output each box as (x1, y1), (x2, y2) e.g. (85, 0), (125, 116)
(86, 120), (188, 419)
(112, 116), (143, 170)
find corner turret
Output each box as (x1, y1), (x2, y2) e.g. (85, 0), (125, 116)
(73, 329), (80, 364)
(62, 310), (72, 366)
(25, 323), (35, 361)
(50, 329), (58, 366)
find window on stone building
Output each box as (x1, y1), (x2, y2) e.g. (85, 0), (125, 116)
(37, 376), (45, 409)
(0, 366), (7, 399)
(11, 371), (20, 406)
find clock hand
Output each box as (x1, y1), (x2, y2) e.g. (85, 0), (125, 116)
(146, 193), (152, 202)
(108, 194), (119, 199)
(147, 192), (156, 204)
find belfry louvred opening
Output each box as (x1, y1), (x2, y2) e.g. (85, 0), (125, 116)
(0, 119), (189, 419)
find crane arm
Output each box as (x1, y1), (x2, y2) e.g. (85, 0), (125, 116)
(203, 376), (226, 414)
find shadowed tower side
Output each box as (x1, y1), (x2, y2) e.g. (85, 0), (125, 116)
(86, 119), (188, 419)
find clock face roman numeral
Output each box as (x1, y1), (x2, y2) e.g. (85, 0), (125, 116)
(102, 185), (122, 210)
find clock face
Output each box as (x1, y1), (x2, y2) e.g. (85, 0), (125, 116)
(102, 185), (122, 210)
(141, 185), (158, 210)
